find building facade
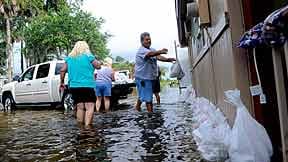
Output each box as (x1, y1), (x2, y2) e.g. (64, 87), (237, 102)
(175, 0), (288, 161)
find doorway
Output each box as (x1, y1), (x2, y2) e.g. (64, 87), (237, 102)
(241, 0), (287, 161)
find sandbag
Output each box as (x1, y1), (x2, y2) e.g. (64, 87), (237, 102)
(170, 61), (185, 80)
(186, 86), (230, 161)
(224, 89), (273, 162)
(179, 85), (196, 105)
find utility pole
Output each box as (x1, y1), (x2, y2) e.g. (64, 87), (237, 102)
(174, 40), (178, 59)
(174, 40), (181, 94)
(20, 40), (24, 73)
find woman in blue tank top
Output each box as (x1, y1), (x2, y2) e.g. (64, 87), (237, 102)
(60, 41), (101, 126)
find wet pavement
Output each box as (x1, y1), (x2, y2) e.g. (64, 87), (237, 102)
(0, 87), (207, 162)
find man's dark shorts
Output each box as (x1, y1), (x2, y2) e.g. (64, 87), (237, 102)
(152, 79), (160, 93)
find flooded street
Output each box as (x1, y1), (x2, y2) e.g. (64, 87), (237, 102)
(0, 87), (206, 162)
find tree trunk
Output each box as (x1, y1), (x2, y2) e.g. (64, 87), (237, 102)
(37, 49), (41, 64)
(59, 47), (62, 57)
(5, 15), (13, 82)
(20, 40), (24, 73)
(33, 49), (37, 65)
(66, 46), (69, 56)
(43, 48), (48, 62)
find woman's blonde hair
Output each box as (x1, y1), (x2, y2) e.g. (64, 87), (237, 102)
(69, 41), (91, 57)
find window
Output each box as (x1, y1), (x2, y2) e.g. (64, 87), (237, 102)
(21, 67), (35, 81)
(191, 18), (206, 56)
(55, 63), (64, 75)
(36, 64), (50, 79)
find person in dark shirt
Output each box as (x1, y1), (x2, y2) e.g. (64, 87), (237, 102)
(153, 65), (161, 105)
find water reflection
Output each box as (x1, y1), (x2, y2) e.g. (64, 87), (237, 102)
(76, 125), (110, 161)
(133, 112), (165, 162)
(0, 87), (207, 162)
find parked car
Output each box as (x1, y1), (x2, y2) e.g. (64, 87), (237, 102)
(1, 60), (135, 111)
(115, 70), (133, 82)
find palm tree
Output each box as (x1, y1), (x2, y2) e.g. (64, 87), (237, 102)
(0, 0), (18, 81)
(0, 0), (47, 81)
(0, 0), (81, 81)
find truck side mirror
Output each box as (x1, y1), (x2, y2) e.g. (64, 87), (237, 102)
(13, 75), (20, 82)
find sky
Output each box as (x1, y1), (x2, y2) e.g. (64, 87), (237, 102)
(82, 0), (180, 63)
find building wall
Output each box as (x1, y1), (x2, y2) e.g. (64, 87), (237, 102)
(188, 0), (252, 125)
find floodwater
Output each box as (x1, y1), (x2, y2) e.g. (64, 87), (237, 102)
(0, 87), (207, 162)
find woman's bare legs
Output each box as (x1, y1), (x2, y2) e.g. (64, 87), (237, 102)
(76, 103), (85, 123)
(104, 96), (110, 112)
(85, 102), (95, 126)
(96, 96), (102, 112)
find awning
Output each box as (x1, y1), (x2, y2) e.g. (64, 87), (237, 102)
(175, 0), (188, 47)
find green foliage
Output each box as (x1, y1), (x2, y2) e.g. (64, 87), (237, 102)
(112, 55), (133, 71)
(115, 56), (125, 62)
(113, 62), (134, 71)
(159, 66), (168, 79)
(112, 56), (169, 81)
(0, 0), (108, 66)
(20, 4), (110, 63)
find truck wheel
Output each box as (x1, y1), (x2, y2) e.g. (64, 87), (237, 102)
(111, 97), (119, 107)
(3, 94), (15, 111)
(62, 93), (74, 111)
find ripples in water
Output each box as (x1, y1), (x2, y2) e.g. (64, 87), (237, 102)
(0, 88), (207, 162)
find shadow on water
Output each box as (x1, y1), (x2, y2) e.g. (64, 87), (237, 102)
(0, 87), (208, 162)
(135, 112), (167, 162)
(75, 125), (110, 162)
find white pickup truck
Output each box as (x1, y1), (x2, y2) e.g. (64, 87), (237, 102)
(1, 60), (135, 111)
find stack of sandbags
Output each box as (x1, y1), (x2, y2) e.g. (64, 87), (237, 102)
(183, 86), (231, 161)
(184, 86), (273, 162)
(224, 89), (273, 162)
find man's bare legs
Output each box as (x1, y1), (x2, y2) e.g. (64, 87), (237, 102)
(135, 99), (142, 111)
(146, 102), (153, 112)
(104, 97), (110, 112)
(76, 103), (85, 123)
(136, 99), (154, 112)
(96, 96), (102, 112)
(154, 93), (160, 105)
(85, 102), (95, 126)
